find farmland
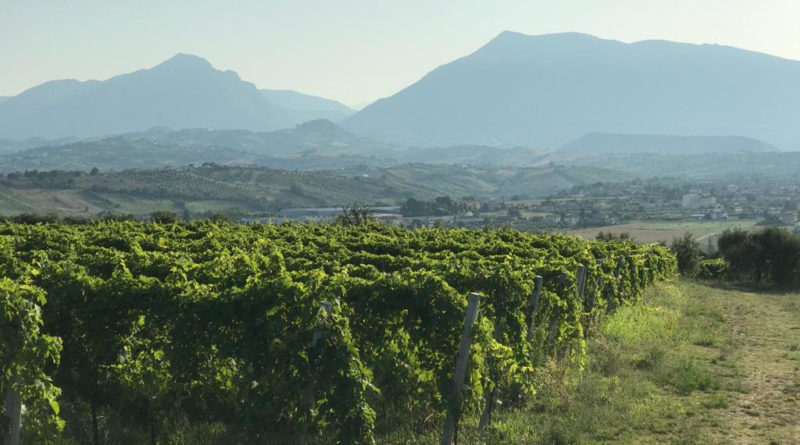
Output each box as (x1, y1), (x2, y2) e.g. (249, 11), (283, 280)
(0, 164), (627, 218)
(569, 220), (760, 246)
(0, 221), (674, 444)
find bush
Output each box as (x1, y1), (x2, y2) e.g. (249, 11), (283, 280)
(697, 258), (729, 281)
(149, 210), (181, 224)
(670, 232), (702, 277)
(718, 227), (800, 288)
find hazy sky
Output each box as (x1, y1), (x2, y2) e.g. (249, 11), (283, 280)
(2, 0), (799, 107)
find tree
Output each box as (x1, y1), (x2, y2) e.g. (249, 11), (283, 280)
(336, 203), (373, 226)
(149, 211), (180, 224)
(670, 232), (702, 277)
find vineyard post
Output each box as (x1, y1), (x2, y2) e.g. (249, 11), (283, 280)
(478, 322), (503, 430)
(311, 301), (333, 348)
(440, 292), (481, 445)
(299, 301), (333, 444)
(546, 272), (568, 348)
(576, 264), (587, 307)
(4, 377), (21, 445)
(608, 256), (621, 312)
(592, 259), (604, 313)
(525, 275), (544, 342)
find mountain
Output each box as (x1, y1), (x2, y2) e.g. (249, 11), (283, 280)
(561, 133), (777, 154)
(344, 31), (800, 149)
(261, 89), (353, 122)
(0, 54), (302, 139)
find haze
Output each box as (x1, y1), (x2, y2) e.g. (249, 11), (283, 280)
(2, 0), (799, 107)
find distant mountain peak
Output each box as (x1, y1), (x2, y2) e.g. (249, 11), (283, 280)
(154, 53), (214, 71)
(295, 119), (354, 138)
(486, 31), (610, 48)
(345, 32), (800, 149)
(0, 53), (358, 139)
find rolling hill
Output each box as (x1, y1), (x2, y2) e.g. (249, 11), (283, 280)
(0, 120), (390, 172)
(0, 163), (629, 217)
(560, 133), (777, 154)
(344, 31), (800, 149)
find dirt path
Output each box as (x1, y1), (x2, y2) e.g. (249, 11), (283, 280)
(707, 287), (800, 444)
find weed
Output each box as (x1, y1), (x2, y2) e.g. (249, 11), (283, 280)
(669, 360), (714, 394)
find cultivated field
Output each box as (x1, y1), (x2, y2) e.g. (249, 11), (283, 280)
(568, 220), (760, 248)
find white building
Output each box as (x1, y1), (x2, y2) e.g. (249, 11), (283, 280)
(682, 193), (717, 209)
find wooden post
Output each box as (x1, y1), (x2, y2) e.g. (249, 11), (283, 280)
(478, 322), (503, 430)
(311, 301), (333, 347)
(4, 379), (21, 445)
(590, 260), (604, 313)
(576, 264), (587, 303)
(300, 301), (333, 444)
(440, 292), (481, 445)
(525, 275), (544, 342)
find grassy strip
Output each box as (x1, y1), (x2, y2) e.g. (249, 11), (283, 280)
(382, 280), (752, 444)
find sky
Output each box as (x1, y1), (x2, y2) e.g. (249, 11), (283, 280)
(2, 0), (799, 108)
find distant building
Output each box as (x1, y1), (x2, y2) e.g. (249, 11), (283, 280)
(682, 193), (717, 209)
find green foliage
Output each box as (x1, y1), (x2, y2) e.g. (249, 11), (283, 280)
(596, 231), (632, 242)
(670, 232), (702, 277)
(1, 278), (64, 442)
(0, 221), (675, 443)
(400, 196), (465, 217)
(697, 258), (729, 281)
(149, 210), (180, 224)
(718, 227), (800, 288)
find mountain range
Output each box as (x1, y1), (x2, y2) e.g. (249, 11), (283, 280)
(3, 32), (800, 152)
(344, 32), (800, 149)
(0, 54), (351, 139)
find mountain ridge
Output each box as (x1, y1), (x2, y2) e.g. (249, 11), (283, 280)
(344, 31), (800, 149)
(0, 54), (352, 139)
(560, 133), (778, 154)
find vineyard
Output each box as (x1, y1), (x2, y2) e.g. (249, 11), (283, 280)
(0, 221), (675, 444)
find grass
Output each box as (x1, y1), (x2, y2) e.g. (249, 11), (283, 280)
(379, 280), (800, 444)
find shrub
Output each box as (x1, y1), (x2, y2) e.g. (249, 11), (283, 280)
(697, 258), (729, 281)
(670, 232), (702, 277)
(150, 210), (181, 224)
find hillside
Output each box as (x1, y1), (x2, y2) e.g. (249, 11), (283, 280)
(0, 55), (353, 139)
(261, 89), (354, 122)
(344, 31), (800, 149)
(0, 163), (629, 217)
(566, 151), (800, 179)
(0, 120), (389, 172)
(561, 133), (777, 154)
